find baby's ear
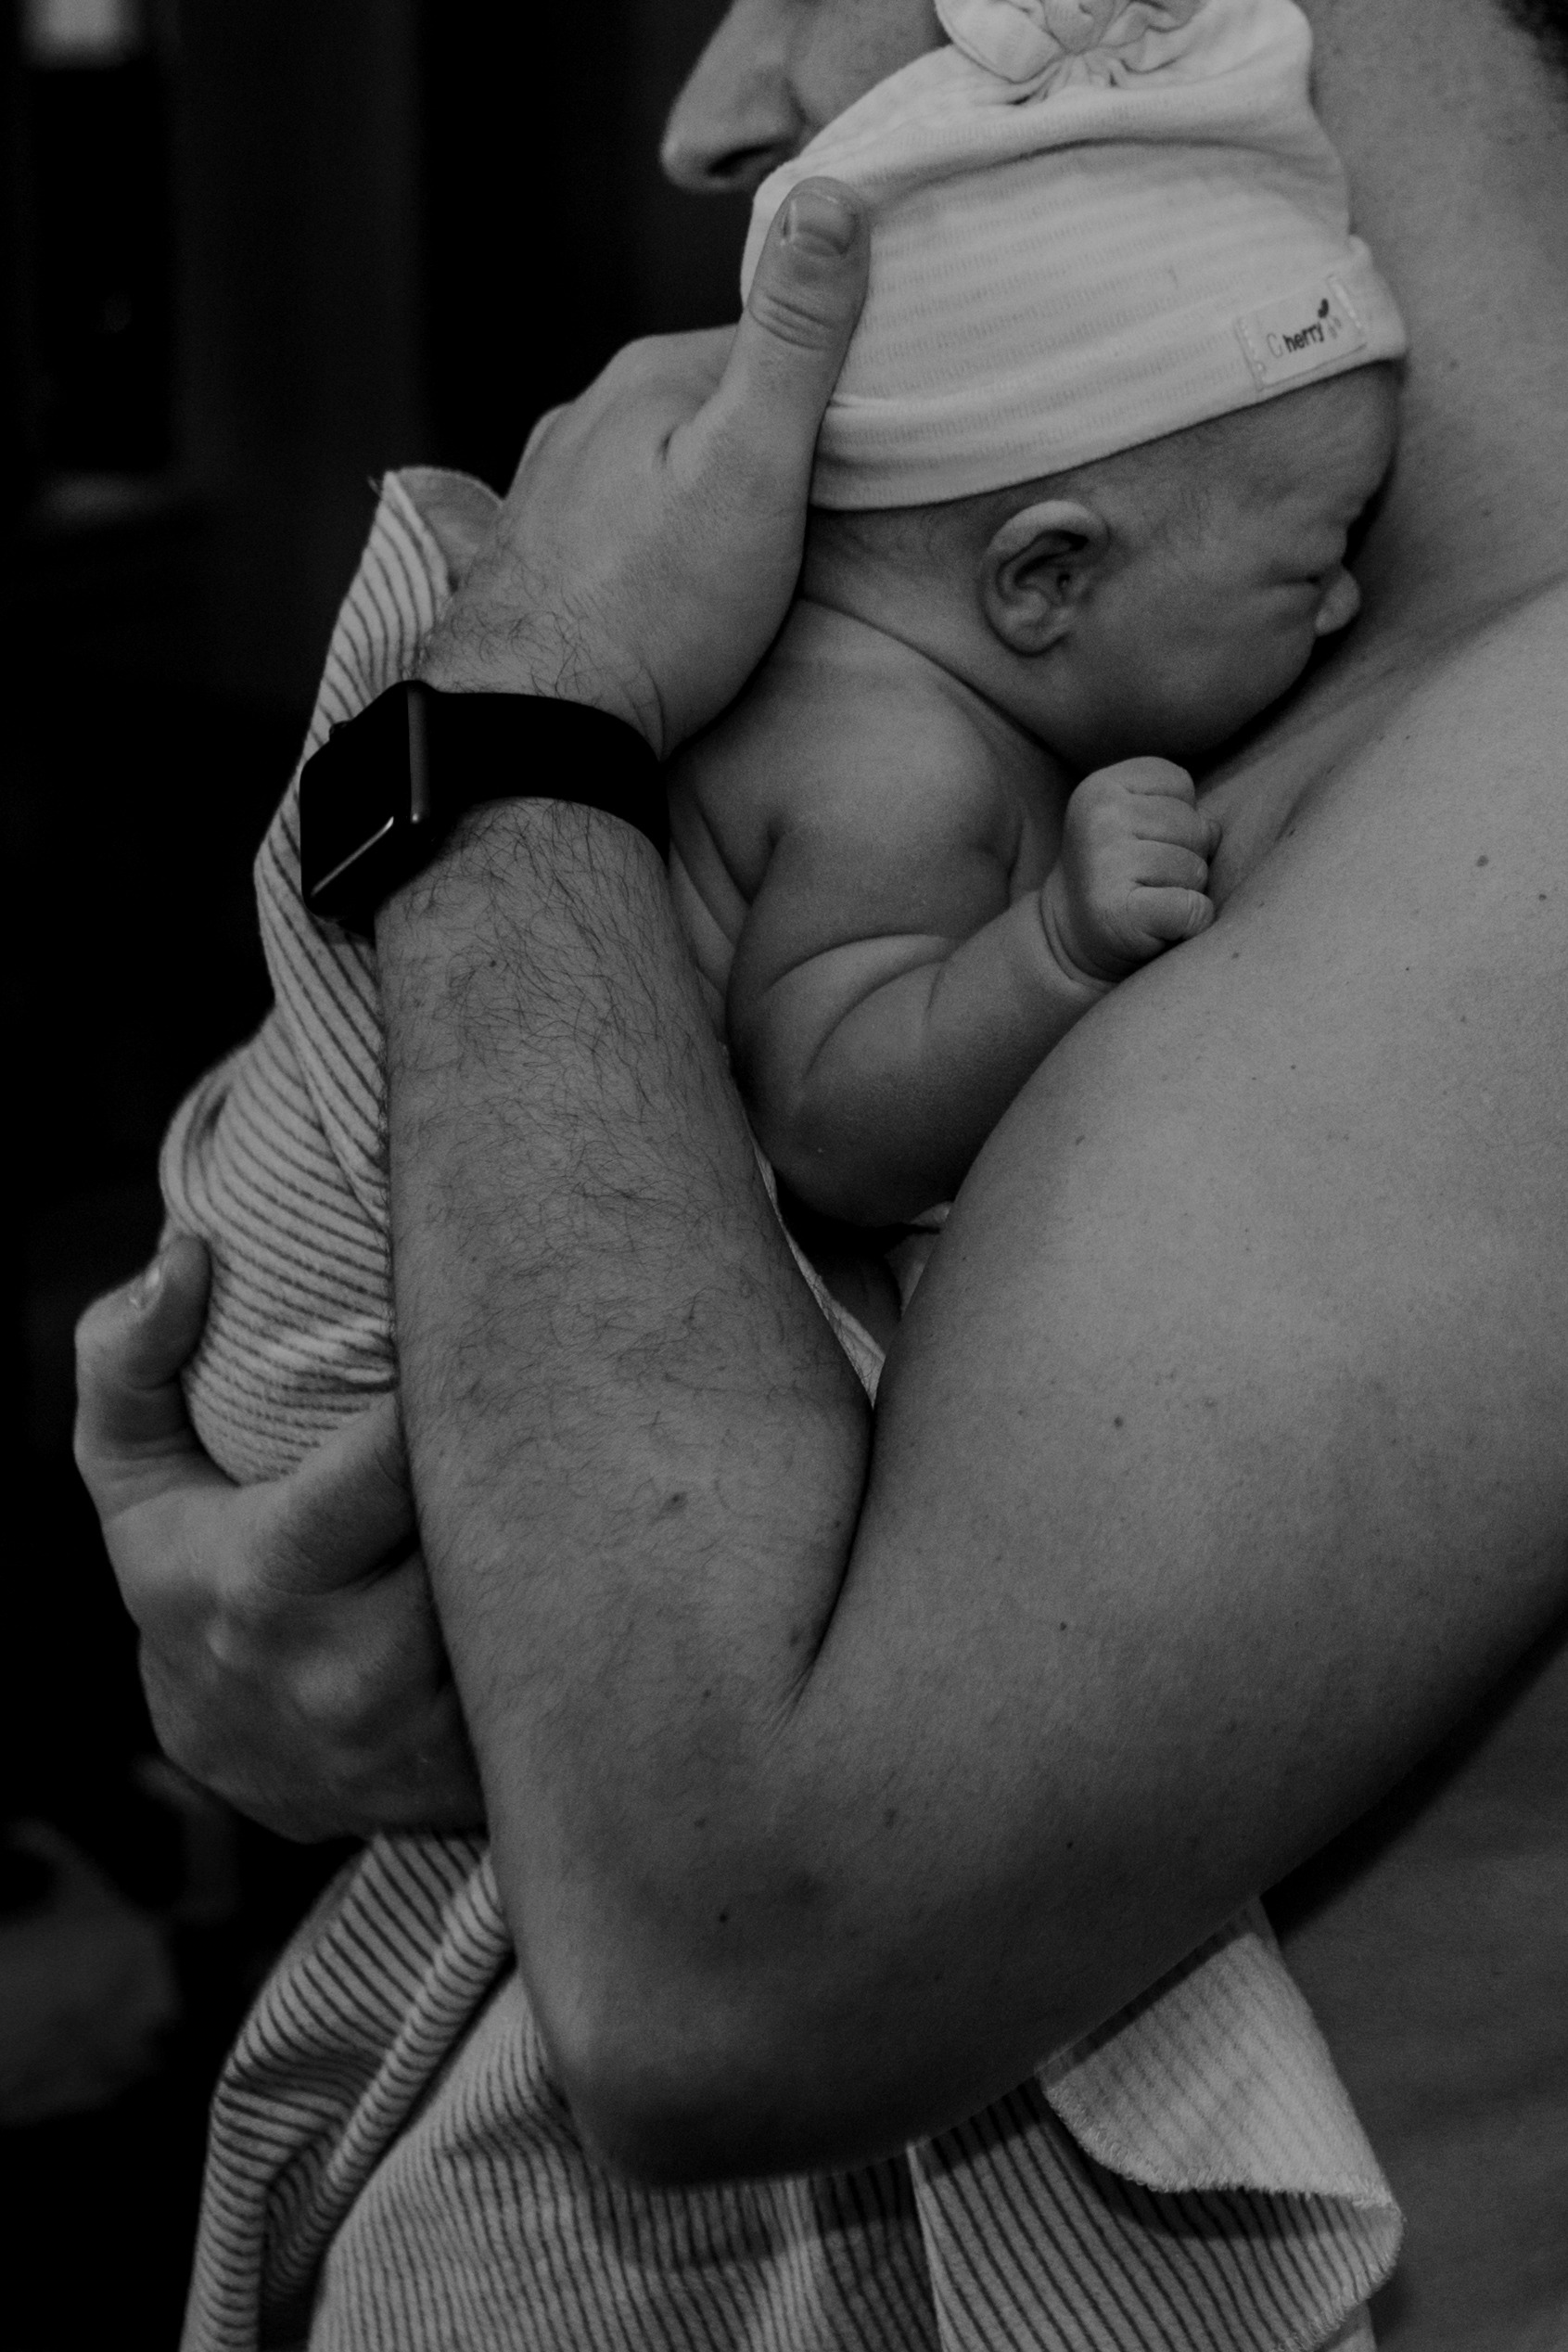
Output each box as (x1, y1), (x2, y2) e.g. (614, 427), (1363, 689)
(980, 499), (1111, 655)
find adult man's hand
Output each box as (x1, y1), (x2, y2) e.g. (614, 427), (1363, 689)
(418, 179), (869, 756)
(74, 1237), (483, 1844)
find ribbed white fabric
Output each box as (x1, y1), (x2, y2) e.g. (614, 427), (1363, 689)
(739, 0), (1406, 507)
(161, 470), (1398, 2352)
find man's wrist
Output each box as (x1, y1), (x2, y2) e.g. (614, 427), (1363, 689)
(418, 580), (664, 753)
(376, 791), (667, 966)
(301, 682), (669, 939)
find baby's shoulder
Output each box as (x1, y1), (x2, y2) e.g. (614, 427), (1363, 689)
(668, 601), (1026, 897)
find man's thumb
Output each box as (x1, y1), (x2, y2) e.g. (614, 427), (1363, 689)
(714, 178), (869, 480)
(74, 1234), (214, 1481)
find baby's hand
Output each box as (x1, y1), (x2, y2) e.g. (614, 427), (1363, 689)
(1040, 757), (1219, 989)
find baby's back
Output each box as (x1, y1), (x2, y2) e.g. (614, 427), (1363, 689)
(667, 597), (1064, 1017)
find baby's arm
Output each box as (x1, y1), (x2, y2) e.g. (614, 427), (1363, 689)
(731, 758), (1217, 1225)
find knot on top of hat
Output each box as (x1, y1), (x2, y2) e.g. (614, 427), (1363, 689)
(937, 0), (1205, 86)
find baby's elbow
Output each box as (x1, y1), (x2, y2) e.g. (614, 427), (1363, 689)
(778, 1148), (937, 1232)
(771, 1143), (886, 1228)
(735, 1041), (887, 1225)
(756, 1101), (924, 1229)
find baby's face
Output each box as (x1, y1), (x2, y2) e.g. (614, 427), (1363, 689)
(1072, 375), (1398, 764)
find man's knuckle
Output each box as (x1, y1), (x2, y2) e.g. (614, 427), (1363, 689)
(600, 339), (652, 389)
(291, 1645), (385, 1750)
(602, 334), (699, 409)
(204, 1583), (287, 1680)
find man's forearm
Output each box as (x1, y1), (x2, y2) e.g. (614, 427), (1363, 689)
(379, 800), (873, 2155)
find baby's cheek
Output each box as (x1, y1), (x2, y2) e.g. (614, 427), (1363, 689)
(1188, 621), (1317, 751)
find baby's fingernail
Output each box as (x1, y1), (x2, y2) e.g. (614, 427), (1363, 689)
(129, 1254), (166, 1311)
(784, 185), (860, 258)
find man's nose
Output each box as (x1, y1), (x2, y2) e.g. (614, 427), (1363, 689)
(661, 0), (806, 197)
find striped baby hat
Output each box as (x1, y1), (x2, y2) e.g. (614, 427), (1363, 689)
(741, 0), (1408, 508)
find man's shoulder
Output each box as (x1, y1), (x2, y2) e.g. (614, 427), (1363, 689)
(1244, 575), (1568, 941)
(1373, 572), (1568, 773)
(1346, 574), (1568, 801)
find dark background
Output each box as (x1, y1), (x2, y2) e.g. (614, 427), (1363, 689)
(4, 4), (745, 2340)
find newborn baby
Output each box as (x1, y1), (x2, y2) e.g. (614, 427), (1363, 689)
(670, 369), (1394, 1227)
(669, 0), (1405, 1237)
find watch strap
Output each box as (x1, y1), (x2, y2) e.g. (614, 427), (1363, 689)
(300, 684), (667, 937)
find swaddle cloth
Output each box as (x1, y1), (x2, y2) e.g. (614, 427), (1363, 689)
(740, 0), (1408, 507)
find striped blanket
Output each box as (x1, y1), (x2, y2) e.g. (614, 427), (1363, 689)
(160, 469), (1398, 2352)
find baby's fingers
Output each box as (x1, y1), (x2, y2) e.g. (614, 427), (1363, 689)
(1160, 799), (1220, 858)
(1071, 761), (1221, 859)
(1107, 755), (1197, 801)
(1116, 800), (1220, 865)
(1126, 790), (1220, 862)
(1128, 837), (1212, 893)
(1128, 884), (1216, 947)
(1181, 804), (1223, 863)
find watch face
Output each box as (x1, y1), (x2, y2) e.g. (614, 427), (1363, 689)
(300, 685), (424, 931)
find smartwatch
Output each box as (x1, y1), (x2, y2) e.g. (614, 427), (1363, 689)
(299, 684), (668, 939)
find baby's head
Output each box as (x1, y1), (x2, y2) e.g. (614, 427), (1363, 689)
(804, 361), (1397, 770)
(741, 0), (1409, 763)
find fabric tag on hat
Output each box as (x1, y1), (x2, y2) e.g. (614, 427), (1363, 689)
(1233, 276), (1368, 390)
